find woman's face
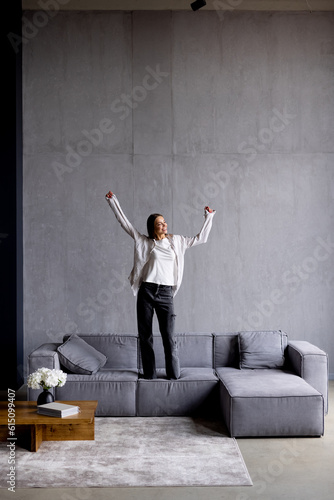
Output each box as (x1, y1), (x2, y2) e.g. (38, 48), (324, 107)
(154, 216), (167, 239)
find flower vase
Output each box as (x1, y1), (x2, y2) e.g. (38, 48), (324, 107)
(37, 389), (54, 406)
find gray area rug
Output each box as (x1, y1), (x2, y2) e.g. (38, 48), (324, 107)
(0, 417), (252, 488)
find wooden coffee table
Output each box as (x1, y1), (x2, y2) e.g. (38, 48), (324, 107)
(0, 400), (97, 452)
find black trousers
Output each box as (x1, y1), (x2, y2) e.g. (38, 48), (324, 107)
(137, 282), (180, 380)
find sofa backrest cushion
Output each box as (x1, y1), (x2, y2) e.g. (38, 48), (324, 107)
(139, 333), (214, 369)
(238, 330), (288, 369)
(213, 334), (239, 368)
(63, 334), (138, 370)
(213, 331), (288, 369)
(177, 333), (214, 368)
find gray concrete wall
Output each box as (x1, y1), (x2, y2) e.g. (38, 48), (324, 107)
(22, 10), (334, 377)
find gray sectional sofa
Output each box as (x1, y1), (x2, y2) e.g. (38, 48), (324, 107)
(27, 330), (328, 437)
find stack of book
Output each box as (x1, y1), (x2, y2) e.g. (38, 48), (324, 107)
(37, 402), (81, 417)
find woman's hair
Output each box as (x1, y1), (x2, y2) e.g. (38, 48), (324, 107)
(147, 213), (163, 239)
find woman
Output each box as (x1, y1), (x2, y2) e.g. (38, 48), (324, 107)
(105, 190), (215, 380)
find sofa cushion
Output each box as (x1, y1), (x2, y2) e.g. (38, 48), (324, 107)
(57, 334), (107, 374)
(137, 368), (219, 416)
(216, 367), (324, 437)
(238, 330), (287, 369)
(213, 334), (239, 368)
(138, 333), (214, 370)
(63, 333), (138, 369)
(56, 370), (137, 416)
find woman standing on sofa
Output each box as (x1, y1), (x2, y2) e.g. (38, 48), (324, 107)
(105, 191), (215, 380)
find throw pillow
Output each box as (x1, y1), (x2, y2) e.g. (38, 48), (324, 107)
(238, 330), (287, 369)
(57, 334), (107, 374)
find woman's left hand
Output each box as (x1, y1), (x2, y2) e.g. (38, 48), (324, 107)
(205, 206), (214, 213)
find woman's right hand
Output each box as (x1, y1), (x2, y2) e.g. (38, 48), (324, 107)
(106, 191), (113, 199)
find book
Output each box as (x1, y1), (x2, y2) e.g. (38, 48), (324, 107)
(37, 402), (81, 417)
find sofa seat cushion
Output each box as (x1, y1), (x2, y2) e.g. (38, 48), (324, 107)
(56, 370), (138, 416)
(217, 367), (320, 397)
(173, 367), (218, 381)
(137, 368), (219, 416)
(217, 367), (324, 437)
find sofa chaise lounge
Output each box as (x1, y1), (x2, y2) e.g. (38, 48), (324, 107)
(27, 330), (328, 437)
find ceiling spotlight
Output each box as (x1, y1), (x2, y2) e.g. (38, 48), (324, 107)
(191, 0), (206, 11)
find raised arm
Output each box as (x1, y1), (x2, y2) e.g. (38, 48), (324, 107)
(181, 207), (216, 249)
(105, 191), (139, 240)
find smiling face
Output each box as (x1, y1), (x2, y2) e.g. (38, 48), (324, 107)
(154, 216), (167, 240)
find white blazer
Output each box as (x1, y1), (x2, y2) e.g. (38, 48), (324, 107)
(106, 195), (215, 296)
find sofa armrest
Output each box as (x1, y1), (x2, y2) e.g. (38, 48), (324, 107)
(27, 343), (61, 401)
(287, 341), (328, 414)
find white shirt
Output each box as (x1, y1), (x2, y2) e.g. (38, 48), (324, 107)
(106, 195), (215, 296)
(142, 237), (177, 286)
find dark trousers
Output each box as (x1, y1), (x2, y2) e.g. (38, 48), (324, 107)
(137, 282), (180, 380)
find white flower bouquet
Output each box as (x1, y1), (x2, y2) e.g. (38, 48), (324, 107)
(27, 367), (67, 391)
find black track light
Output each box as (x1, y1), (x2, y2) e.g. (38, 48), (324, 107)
(191, 0), (206, 11)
